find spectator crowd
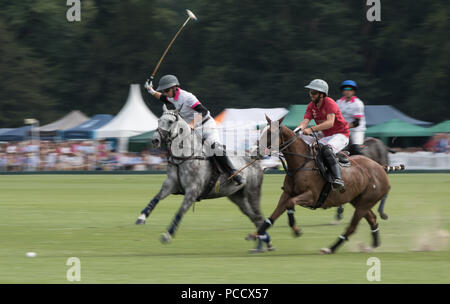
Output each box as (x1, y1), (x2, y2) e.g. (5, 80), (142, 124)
(0, 134), (448, 172)
(0, 140), (167, 172)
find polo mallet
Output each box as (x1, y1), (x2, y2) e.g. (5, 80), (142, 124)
(148, 9), (198, 83)
(227, 158), (259, 182)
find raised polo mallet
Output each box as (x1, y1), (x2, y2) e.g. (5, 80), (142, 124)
(148, 9), (198, 82)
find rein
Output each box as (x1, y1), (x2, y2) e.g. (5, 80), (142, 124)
(158, 113), (208, 165)
(276, 128), (318, 177)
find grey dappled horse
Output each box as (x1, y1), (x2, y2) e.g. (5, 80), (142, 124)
(362, 137), (393, 219)
(135, 106), (270, 249)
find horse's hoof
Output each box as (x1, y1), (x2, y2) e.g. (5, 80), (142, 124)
(358, 243), (374, 253)
(379, 212), (389, 220)
(160, 232), (172, 244)
(267, 243), (276, 251)
(245, 233), (257, 241)
(135, 219), (146, 225)
(135, 214), (147, 225)
(249, 248), (266, 254)
(320, 248), (333, 254)
(292, 228), (303, 238)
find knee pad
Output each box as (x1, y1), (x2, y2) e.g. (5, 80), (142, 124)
(320, 144), (334, 158)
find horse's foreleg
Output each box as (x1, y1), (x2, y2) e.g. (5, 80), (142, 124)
(161, 190), (199, 243)
(261, 190), (314, 239)
(252, 191), (292, 237)
(135, 179), (177, 225)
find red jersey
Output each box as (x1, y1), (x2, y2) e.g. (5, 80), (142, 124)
(304, 97), (350, 138)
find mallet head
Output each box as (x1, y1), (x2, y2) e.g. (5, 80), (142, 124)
(186, 9), (198, 21)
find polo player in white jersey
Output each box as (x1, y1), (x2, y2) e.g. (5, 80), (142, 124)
(145, 75), (244, 185)
(336, 80), (366, 155)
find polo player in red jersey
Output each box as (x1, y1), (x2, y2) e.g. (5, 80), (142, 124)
(296, 79), (349, 191)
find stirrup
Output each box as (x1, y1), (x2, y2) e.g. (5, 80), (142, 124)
(331, 179), (345, 192)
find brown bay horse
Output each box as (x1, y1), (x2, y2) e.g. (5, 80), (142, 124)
(250, 116), (404, 254)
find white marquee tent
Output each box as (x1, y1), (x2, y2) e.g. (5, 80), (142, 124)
(95, 84), (158, 151)
(214, 107), (288, 153)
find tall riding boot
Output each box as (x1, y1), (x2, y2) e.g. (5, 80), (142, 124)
(349, 144), (363, 156)
(215, 155), (244, 185)
(322, 145), (345, 191)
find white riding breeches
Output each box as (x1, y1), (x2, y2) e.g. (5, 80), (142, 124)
(203, 118), (220, 143)
(195, 118), (221, 148)
(299, 133), (349, 154)
(350, 131), (365, 145)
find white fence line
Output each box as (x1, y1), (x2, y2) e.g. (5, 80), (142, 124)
(389, 152), (450, 170)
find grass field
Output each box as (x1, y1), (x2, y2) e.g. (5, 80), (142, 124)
(0, 173), (449, 283)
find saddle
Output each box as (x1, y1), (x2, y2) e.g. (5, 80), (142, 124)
(196, 157), (221, 201)
(315, 151), (350, 183)
(337, 151), (351, 167)
(311, 149), (350, 209)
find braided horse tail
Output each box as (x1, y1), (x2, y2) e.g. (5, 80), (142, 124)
(384, 164), (405, 172)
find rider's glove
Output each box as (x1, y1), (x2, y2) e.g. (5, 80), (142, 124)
(144, 80), (157, 95)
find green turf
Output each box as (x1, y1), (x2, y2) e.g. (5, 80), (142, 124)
(0, 174), (449, 283)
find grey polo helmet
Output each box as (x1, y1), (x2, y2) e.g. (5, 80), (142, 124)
(305, 79), (329, 95)
(156, 75), (180, 91)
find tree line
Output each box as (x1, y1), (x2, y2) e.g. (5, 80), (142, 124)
(0, 0), (448, 127)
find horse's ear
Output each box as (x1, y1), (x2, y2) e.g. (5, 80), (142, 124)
(162, 104), (168, 112)
(278, 115), (286, 124)
(265, 114), (272, 124)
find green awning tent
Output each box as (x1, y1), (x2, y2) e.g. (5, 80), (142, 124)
(281, 105), (316, 129)
(427, 120), (450, 133)
(365, 119), (434, 137)
(282, 104), (432, 129)
(128, 130), (155, 152)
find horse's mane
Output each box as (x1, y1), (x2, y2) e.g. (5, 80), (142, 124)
(280, 124), (309, 150)
(280, 124), (295, 137)
(162, 110), (192, 134)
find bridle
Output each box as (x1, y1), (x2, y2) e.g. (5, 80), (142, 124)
(273, 125), (318, 178)
(157, 111), (206, 163)
(157, 111), (180, 144)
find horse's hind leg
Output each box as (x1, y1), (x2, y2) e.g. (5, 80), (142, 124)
(243, 180), (265, 228)
(364, 210), (380, 248)
(322, 206), (368, 254)
(135, 178), (177, 224)
(286, 207), (302, 237)
(229, 189), (261, 228)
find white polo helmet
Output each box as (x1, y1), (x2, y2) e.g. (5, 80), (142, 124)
(156, 75), (180, 91)
(305, 79), (329, 95)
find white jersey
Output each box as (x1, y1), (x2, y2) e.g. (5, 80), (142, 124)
(167, 88), (212, 124)
(336, 96), (366, 132)
(166, 88), (220, 147)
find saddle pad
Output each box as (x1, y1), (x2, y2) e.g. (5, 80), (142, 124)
(197, 158), (221, 201)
